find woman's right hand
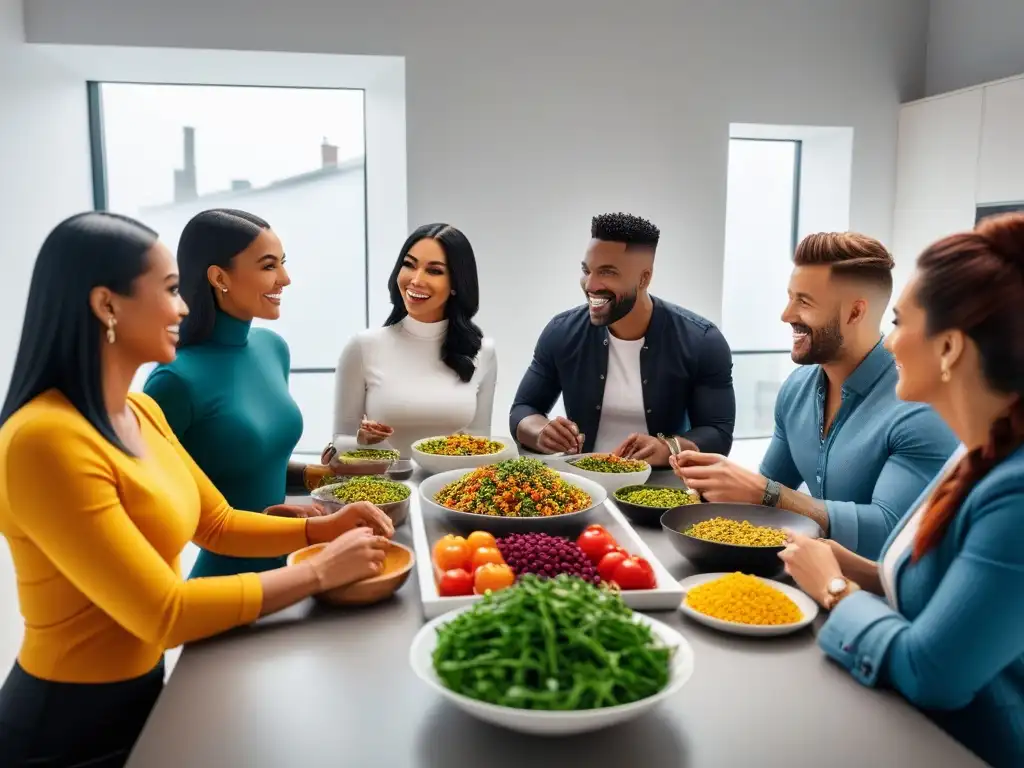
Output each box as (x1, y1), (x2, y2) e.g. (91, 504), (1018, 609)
(306, 527), (390, 591)
(357, 419), (393, 445)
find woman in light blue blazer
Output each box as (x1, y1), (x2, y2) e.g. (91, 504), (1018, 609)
(779, 212), (1024, 768)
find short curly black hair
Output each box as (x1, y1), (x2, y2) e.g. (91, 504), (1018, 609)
(591, 212), (660, 250)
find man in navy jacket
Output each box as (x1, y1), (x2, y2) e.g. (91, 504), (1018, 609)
(509, 212), (736, 467)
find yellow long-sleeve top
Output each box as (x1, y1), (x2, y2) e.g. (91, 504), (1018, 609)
(0, 390), (310, 683)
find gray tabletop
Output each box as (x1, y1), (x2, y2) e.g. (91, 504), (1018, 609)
(128, 470), (984, 768)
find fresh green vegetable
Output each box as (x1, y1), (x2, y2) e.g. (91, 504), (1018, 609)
(431, 573), (674, 710)
(569, 454), (647, 473)
(341, 448), (400, 461)
(327, 476), (410, 505)
(615, 486), (700, 508)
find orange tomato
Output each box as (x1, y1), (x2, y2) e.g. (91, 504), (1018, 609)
(466, 531), (497, 552)
(432, 534), (467, 563)
(434, 541), (471, 572)
(474, 563), (515, 594)
(470, 546), (504, 571)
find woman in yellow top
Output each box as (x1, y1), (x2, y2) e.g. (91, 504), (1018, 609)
(0, 212), (394, 768)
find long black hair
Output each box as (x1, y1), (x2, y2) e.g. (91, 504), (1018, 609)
(0, 212), (158, 453)
(177, 208), (270, 347)
(384, 223), (483, 382)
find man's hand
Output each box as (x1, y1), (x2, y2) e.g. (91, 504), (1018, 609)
(668, 451), (767, 504)
(537, 417), (584, 454)
(613, 434), (670, 467)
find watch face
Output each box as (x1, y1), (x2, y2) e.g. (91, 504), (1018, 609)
(828, 577), (847, 595)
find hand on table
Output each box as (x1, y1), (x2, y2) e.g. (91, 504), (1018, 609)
(778, 531), (844, 607)
(357, 419), (393, 445)
(538, 417), (584, 454)
(307, 527), (391, 590)
(668, 451), (767, 503)
(613, 433), (671, 466)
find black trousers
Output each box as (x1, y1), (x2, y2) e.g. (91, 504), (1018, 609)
(0, 660), (164, 767)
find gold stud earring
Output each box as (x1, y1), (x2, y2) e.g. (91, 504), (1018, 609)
(940, 363), (951, 383)
(106, 316), (117, 344)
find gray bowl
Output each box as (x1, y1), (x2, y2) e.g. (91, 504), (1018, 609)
(660, 502), (822, 577)
(311, 481), (411, 528)
(612, 484), (701, 527)
(386, 459), (415, 481)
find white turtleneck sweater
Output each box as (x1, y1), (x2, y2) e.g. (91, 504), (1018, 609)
(333, 316), (498, 457)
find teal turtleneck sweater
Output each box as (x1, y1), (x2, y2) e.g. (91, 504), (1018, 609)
(143, 310), (304, 579)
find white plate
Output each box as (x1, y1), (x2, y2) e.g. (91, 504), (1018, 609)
(559, 452), (653, 494)
(410, 435), (518, 475)
(677, 573), (819, 637)
(409, 604), (695, 736)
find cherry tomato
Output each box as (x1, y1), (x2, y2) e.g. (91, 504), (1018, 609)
(470, 546), (504, 571)
(434, 541), (471, 571)
(438, 568), (474, 596)
(585, 524), (610, 536)
(597, 550), (629, 582)
(474, 563), (516, 594)
(577, 528), (617, 563)
(466, 531), (497, 552)
(432, 534), (466, 563)
(612, 556), (657, 590)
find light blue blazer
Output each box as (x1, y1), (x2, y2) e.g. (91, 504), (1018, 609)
(818, 443), (1024, 767)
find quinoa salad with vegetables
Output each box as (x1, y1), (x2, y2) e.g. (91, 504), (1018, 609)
(339, 448), (400, 461)
(685, 517), (787, 547)
(324, 476), (410, 505)
(415, 434), (505, 456)
(615, 486), (700, 508)
(434, 457), (591, 518)
(569, 454), (648, 473)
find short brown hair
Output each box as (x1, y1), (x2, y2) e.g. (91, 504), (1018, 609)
(793, 232), (894, 295)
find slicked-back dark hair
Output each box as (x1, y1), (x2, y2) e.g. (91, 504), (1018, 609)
(177, 208), (270, 347)
(385, 223), (483, 382)
(591, 212), (660, 251)
(793, 232), (894, 298)
(0, 211), (158, 454)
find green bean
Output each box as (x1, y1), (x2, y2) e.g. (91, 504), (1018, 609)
(431, 574), (673, 710)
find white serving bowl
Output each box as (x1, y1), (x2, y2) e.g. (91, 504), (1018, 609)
(560, 452), (653, 494)
(409, 604), (695, 736)
(418, 465), (608, 535)
(678, 573), (820, 637)
(410, 435), (518, 476)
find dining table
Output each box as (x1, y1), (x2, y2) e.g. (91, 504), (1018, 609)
(126, 468), (986, 768)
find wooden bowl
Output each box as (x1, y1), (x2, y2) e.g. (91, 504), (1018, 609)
(287, 541), (415, 606)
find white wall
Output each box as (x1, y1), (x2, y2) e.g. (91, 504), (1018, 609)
(890, 73), (1024, 306)
(21, 0), (931, 429)
(925, 0), (1024, 96)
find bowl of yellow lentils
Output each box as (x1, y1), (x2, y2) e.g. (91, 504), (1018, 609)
(311, 475), (413, 527)
(410, 434), (518, 475)
(660, 503), (822, 577)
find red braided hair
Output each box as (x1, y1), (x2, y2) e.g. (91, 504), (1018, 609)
(910, 213), (1024, 561)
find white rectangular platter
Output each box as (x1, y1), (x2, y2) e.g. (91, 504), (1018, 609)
(409, 484), (685, 620)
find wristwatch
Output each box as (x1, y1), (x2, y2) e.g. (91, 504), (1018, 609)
(823, 577), (850, 610)
(761, 478), (781, 507)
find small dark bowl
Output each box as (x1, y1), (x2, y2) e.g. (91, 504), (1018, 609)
(612, 485), (701, 527)
(387, 459), (415, 481)
(660, 503), (822, 577)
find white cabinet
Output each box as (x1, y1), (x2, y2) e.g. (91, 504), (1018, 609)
(977, 78), (1024, 205)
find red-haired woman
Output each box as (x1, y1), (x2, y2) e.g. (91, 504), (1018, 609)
(778, 213), (1024, 768)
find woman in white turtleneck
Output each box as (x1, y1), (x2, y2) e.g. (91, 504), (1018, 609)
(333, 223), (497, 457)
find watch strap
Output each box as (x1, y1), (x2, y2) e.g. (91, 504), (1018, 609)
(761, 478), (782, 507)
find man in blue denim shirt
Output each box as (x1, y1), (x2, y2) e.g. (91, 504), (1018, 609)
(510, 213), (736, 467)
(673, 232), (958, 558)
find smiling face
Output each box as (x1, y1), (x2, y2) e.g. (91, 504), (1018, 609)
(884, 274), (948, 403)
(397, 237), (451, 323)
(580, 240), (651, 326)
(780, 265), (847, 364)
(210, 228), (290, 321)
(96, 241), (189, 365)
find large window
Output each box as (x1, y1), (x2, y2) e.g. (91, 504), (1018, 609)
(89, 82), (367, 452)
(721, 138), (801, 439)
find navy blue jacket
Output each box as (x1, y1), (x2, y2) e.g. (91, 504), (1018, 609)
(509, 296), (736, 455)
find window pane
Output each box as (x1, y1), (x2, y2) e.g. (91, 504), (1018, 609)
(721, 139), (798, 352)
(95, 83), (367, 445)
(730, 352), (798, 439)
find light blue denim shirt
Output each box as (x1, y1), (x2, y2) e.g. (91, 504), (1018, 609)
(759, 340), (958, 558)
(818, 444), (1024, 768)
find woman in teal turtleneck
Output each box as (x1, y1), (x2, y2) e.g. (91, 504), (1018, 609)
(144, 208), (323, 579)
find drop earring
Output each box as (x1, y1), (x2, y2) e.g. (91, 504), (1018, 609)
(106, 316), (117, 344)
(940, 362), (951, 383)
